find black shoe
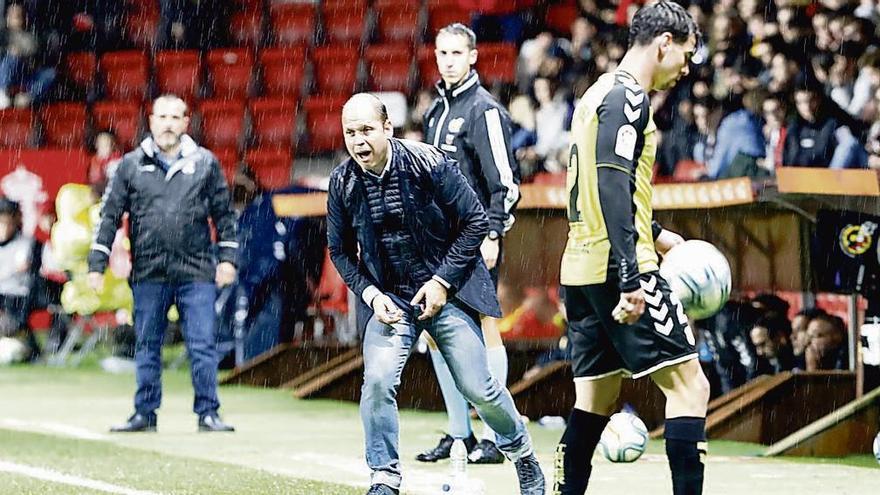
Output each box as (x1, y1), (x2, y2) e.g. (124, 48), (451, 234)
(365, 484), (398, 495)
(109, 413), (157, 433)
(198, 413), (235, 432)
(415, 433), (477, 462)
(514, 453), (545, 495)
(468, 439), (505, 464)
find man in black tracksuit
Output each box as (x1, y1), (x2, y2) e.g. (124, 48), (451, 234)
(418, 22), (520, 464)
(87, 94), (237, 433)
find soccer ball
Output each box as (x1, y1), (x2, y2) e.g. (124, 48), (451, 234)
(598, 412), (649, 463)
(0, 337), (27, 365)
(873, 431), (880, 464)
(659, 240), (732, 320)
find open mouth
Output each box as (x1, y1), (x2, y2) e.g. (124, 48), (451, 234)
(355, 150), (372, 160)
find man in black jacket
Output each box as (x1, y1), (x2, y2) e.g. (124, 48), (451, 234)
(87, 94), (237, 433)
(328, 93), (543, 495)
(419, 22), (520, 465)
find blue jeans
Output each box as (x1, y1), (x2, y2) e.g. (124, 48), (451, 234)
(132, 282), (221, 417)
(361, 301), (531, 489)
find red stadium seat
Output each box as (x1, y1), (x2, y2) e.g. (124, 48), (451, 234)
(269, 3), (316, 46)
(475, 42), (517, 85)
(0, 109), (34, 148)
(40, 103), (88, 148)
(323, 11), (367, 45)
(365, 44), (413, 93)
(92, 101), (143, 150)
(545, 0), (579, 36)
(259, 46), (307, 98)
(304, 95), (346, 153)
(323, 0), (367, 12)
(230, 8), (264, 46)
(312, 46), (360, 95)
(243, 148), (292, 190)
(154, 50), (201, 101)
(427, 5), (470, 38)
(248, 97), (297, 150)
(212, 146), (240, 186)
(197, 99), (245, 150)
(63, 52), (97, 91)
(375, 9), (422, 43)
(100, 51), (150, 101)
(206, 48), (253, 99)
(418, 44), (440, 88)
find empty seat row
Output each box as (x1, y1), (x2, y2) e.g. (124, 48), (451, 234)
(0, 95), (347, 155)
(61, 41), (516, 103)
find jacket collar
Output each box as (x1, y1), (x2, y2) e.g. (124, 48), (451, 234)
(436, 70), (480, 100)
(139, 134), (199, 160)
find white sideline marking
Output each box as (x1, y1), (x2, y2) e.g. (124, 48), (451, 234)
(0, 419), (107, 440)
(0, 460), (162, 495)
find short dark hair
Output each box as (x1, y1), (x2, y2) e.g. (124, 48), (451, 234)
(438, 22), (477, 50)
(628, 1), (700, 48)
(0, 197), (20, 216)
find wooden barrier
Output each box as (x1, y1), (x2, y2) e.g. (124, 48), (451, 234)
(220, 342), (355, 388)
(764, 384), (880, 457)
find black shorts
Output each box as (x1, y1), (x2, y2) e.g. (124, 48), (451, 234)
(564, 271), (698, 380)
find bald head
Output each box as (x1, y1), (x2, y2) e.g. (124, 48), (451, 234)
(342, 93), (389, 123)
(342, 93), (393, 173)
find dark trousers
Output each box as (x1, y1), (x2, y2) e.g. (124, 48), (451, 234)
(132, 282), (220, 417)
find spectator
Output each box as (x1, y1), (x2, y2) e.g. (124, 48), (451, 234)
(759, 92), (788, 172)
(707, 91), (765, 179)
(0, 3), (55, 109)
(159, 0), (230, 50)
(783, 85), (841, 167)
(805, 313), (849, 371)
(0, 198), (37, 359)
(750, 314), (795, 375)
(515, 76), (572, 177)
(791, 307), (827, 370)
(87, 131), (122, 198)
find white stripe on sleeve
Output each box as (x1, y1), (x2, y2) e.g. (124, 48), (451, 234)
(484, 108), (519, 231)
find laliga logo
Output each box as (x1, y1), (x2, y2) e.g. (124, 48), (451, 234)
(839, 221), (877, 258)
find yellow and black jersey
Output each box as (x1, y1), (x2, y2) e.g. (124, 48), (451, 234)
(560, 70), (659, 291)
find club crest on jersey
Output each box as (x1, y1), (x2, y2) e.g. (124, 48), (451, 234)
(615, 125), (637, 161)
(447, 117), (465, 133)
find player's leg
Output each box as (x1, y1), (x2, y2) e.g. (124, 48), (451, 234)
(615, 272), (708, 495)
(553, 285), (624, 495)
(360, 311), (417, 492)
(651, 359), (710, 495)
(470, 315), (508, 463)
(418, 332), (476, 462)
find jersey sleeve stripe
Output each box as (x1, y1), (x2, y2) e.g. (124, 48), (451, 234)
(484, 107), (520, 228)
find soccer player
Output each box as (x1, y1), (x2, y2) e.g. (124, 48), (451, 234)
(419, 22), (520, 465)
(327, 93), (543, 495)
(552, 2), (709, 495)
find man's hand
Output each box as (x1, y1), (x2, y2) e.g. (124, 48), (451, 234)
(372, 293), (403, 325)
(480, 237), (500, 269)
(655, 228), (685, 257)
(612, 288), (645, 325)
(215, 262), (237, 287)
(87, 272), (104, 293)
(411, 279), (448, 321)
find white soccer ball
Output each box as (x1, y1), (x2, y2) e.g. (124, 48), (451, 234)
(659, 239), (732, 320)
(873, 431), (880, 464)
(598, 412), (649, 463)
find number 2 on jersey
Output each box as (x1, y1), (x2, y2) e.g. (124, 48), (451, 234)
(567, 143), (582, 222)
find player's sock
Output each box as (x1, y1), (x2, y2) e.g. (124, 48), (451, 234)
(429, 348), (471, 439)
(481, 345), (509, 441)
(552, 408), (609, 495)
(664, 416), (707, 495)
